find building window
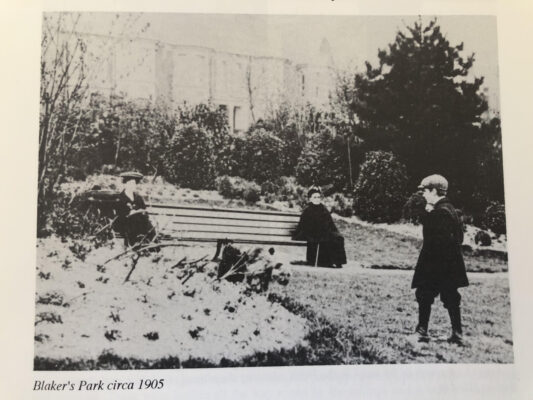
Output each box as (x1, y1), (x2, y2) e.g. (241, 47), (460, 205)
(233, 106), (245, 133)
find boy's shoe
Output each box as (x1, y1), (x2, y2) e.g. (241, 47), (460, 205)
(447, 331), (464, 346)
(415, 326), (430, 343)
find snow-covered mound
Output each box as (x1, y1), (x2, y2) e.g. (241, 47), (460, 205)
(35, 238), (308, 363)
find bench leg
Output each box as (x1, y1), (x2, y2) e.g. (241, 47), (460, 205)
(212, 240), (224, 261)
(212, 239), (234, 261)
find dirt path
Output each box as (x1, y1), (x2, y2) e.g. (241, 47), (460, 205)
(273, 245), (508, 279)
(179, 240), (508, 278)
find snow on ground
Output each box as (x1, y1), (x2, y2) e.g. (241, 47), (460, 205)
(35, 237), (308, 363)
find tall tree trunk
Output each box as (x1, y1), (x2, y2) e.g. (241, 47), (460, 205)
(114, 131), (121, 167)
(246, 59), (256, 124)
(347, 136), (353, 190)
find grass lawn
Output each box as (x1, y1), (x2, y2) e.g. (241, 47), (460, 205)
(334, 218), (508, 273)
(271, 266), (513, 364)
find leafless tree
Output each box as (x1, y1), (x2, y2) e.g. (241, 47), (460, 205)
(331, 68), (362, 189)
(38, 12), (150, 232)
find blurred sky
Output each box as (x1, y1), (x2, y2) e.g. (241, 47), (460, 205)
(70, 13), (500, 112)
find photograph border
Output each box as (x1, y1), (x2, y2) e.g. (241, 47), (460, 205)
(1, 0), (532, 399)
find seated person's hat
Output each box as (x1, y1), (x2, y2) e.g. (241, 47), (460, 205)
(119, 171), (143, 182)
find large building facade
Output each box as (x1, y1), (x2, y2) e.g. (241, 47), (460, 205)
(82, 34), (337, 132)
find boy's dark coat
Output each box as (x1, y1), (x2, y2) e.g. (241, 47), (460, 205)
(412, 197), (469, 289)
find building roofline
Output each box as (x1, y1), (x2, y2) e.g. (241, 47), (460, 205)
(70, 30), (332, 70)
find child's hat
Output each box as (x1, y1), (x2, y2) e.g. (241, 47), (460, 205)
(307, 185), (322, 198)
(418, 174), (448, 192)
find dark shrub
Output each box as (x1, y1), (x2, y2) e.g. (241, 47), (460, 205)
(261, 180), (281, 195)
(331, 193), (354, 217)
(295, 127), (361, 192)
(277, 176), (306, 198)
(275, 123), (303, 176)
(222, 134), (247, 178)
(243, 185), (261, 204)
(240, 128), (284, 184)
(475, 230), (492, 246)
(353, 151), (410, 223)
(176, 103), (236, 175)
(263, 193), (276, 204)
(164, 123), (216, 190)
(179, 104), (246, 178)
(216, 176), (260, 203)
(265, 176), (307, 208)
(483, 201), (507, 235)
(459, 210), (473, 227)
(216, 176), (237, 198)
(249, 104), (304, 176)
(295, 128), (335, 188)
(402, 192), (427, 224)
(216, 176), (247, 199)
(40, 190), (113, 247)
(67, 95), (175, 180)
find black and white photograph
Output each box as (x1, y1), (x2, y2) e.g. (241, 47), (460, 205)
(33, 12), (513, 370)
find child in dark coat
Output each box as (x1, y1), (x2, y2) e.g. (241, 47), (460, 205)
(292, 186), (347, 268)
(113, 171), (157, 249)
(412, 175), (468, 345)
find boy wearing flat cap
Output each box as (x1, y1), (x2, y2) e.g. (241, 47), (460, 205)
(412, 174), (468, 345)
(113, 171), (157, 249)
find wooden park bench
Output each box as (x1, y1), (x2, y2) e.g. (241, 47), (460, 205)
(82, 191), (306, 259)
(147, 203), (306, 259)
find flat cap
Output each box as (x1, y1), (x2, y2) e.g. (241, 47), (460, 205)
(418, 174), (448, 192)
(119, 171), (143, 181)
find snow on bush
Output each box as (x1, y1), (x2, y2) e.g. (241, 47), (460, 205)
(483, 201), (507, 235)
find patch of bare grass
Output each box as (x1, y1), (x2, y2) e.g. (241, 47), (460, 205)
(334, 219), (508, 273)
(271, 268), (513, 364)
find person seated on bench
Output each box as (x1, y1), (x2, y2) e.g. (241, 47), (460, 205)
(292, 186), (346, 268)
(112, 171), (157, 249)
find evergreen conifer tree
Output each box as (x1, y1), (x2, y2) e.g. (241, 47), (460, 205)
(351, 18), (489, 208)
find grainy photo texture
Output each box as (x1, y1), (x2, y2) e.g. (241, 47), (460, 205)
(35, 13), (511, 370)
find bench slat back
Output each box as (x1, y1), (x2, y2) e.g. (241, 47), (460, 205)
(149, 207), (300, 223)
(152, 221), (294, 237)
(147, 203), (305, 246)
(150, 215), (296, 229)
(159, 231), (301, 243)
